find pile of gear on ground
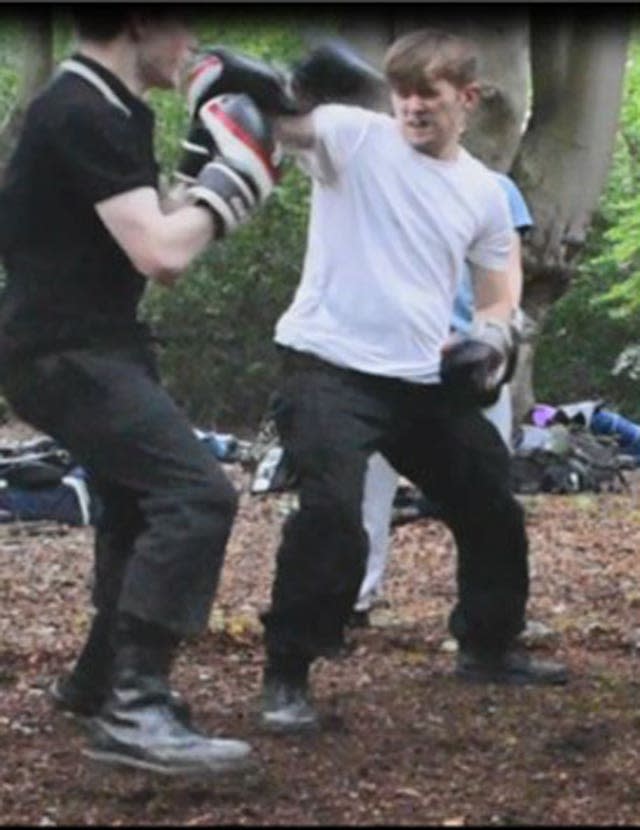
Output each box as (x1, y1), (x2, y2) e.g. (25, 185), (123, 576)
(0, 399), (638, 528)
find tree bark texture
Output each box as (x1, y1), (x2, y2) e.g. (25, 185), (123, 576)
(512, 9), (631, 310)
(0, 9), (53, 175)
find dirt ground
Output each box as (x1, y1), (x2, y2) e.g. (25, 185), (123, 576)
(1, 421), (640, 826)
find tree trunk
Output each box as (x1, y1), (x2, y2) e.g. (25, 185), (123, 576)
(509, 9), (630, 420)
(513, 10), (630, 305)
(0, 9), (53, 175)
(460, 18), (530, 173)
(510, 315), (540, 427)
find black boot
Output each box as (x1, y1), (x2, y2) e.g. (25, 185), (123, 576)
(51, 671), (194, 727)
(346, 609), (370, 629)
(84, 617), (253, 776)
(50, 611), (194, 726)
(49, 611), (113, 717)
(455, 645), (568, 686)
(260, 653), (318, 733)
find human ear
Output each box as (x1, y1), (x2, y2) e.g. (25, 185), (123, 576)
(461, 81), (481, 112)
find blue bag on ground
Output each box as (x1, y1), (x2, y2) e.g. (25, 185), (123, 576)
(590, 408), (640, 459)
(0, 467), (92, 525)
(0, 429), (244, 526)
(0, 435), (93, 526)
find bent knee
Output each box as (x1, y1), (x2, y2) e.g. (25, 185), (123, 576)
(184, 475), (239, 527)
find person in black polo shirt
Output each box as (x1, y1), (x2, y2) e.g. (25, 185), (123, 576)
(0, 5), (281, 776)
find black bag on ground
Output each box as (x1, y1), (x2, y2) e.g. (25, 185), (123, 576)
(510, 424), (631, 495)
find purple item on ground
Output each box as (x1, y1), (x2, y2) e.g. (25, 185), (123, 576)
(531, 404), (557, 428)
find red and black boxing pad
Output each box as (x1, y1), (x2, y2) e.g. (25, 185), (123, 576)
(186, 93), (281, 236)
(174, 120), (218, 185)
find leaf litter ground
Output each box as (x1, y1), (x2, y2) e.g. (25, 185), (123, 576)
(1, 422), (640, 825)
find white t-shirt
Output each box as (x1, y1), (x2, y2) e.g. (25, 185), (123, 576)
(275, 104), (512, 384)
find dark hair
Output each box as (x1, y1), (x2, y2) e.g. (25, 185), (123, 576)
(68, 4), (193, 42)
(384, 28), (479, 93)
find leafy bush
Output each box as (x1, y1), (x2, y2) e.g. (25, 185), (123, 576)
(142, 12), (316, 431)
(144, 160), (310, 430)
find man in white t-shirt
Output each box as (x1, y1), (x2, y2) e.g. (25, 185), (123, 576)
(259, 28), (567, 732)
(351, 173), (533, 625)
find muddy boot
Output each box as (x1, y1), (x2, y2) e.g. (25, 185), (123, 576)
(260, 653), (318, 733)
(84, 618), (252, 776)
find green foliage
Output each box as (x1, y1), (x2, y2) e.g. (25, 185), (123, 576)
(0, 15), (23, 111)
(142, 14), (317, 430)
(144, 161), (310, 429)
(535, 31), (640, 420)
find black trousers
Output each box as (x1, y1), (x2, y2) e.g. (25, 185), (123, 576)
(1, 343), (238, 638)
(261, 348), (529, 661)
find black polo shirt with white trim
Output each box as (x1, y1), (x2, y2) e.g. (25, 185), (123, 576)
(0, 53), (160, 362)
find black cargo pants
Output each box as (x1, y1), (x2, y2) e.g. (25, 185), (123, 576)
(261, 348), (529, 661)
(1, 343), (238, 638)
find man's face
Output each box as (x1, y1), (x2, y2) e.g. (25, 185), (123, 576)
(390, 75), (478, 159)
(136, 17), (198, 90)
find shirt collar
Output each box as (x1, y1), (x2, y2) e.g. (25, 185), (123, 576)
(59, 53), (153, 122)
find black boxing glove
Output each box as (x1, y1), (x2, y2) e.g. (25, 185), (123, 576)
(186, 45), (298, 118)
(440, 318), (519, 408)
(186, 94), (281, 236)
(289, 39), (387, 112)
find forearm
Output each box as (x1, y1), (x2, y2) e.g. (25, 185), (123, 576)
(148, 204), (216, 283)
(161, 180), (191, 214)
(273, 113), (316, 151)
(472, 259), (517, 325)
(506, 233), (523, 308)
(475, 297), (513, 325)
(96, 187), (216, 286)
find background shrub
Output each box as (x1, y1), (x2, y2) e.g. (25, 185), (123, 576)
(143, 12), (314, 432)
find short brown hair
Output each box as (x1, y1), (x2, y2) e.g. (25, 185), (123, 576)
(384, 28), (479, 93)
(69, 4), (194, 43)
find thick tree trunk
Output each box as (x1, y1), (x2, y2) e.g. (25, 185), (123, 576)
(513, 10), (630, 304)
(0, 10), (53, 175)
(510, 315), (540, 428)
(509, 9), (630, 421)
